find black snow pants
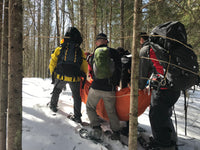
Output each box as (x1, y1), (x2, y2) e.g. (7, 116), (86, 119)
(149, 89), (180, 147)
(50, 79), (82, 118)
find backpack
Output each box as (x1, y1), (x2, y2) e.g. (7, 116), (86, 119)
(149, 21), (199, 90)
(150, 21), (187, 50)
(55, 40), (83, 80)
(93, 47), (115, 79)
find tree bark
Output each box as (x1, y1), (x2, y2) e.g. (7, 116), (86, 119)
(7, 0), (23, 150)
(46, 0), (52, 78)
(37, 0), (41, 77)
(56, 0), (61, 45)
(0, 0), (3, 78)
(120, 0), (124, 48)
(79, 0), (84, 49)
(128, 0), (141, 149)
(62, 0), (65, 35)
(109, 0), (112, 47)
(33, 0), (36, 76)
(0, 0), (8, 149)
(93, 0), (97, 49)
(68, 0), (74, 27)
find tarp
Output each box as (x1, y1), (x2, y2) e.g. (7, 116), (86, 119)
(80, 80), (151, 121)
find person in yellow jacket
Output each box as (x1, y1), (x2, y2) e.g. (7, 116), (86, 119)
(49, 27), (88, 123)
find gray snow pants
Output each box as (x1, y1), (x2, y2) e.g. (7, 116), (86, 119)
(86, 87), (120, 132)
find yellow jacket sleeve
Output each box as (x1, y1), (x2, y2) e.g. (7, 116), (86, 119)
(80, 50), (88, 75)
(49, 47), (61, 75)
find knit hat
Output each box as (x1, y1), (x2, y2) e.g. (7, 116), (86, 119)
(96, 33), (108, 41)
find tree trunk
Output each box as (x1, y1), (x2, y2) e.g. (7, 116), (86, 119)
(0, 0), (3, 78)
(46, 0), (52, 78)
(7, 0), (23, 150)
(56, 0), (61, 45)
(79, 0), (84, 49)
(128, 0), (141, 149)
(0, 0), (8, 149)
(33, 0), (36, 76)
(62, 0), (65, 35)
(109, 0), (112, 47)
(37, 0), (41, 77)
(68, 0), (74, 27)
(120, 0), (124, 48)
(93, 0), (97, 49)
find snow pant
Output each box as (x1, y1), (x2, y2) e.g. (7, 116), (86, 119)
(150, 89), (180, 147)
(50, 79), (82, 118)
(86, 87), (120, 132)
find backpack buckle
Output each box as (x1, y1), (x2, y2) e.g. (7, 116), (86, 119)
(160, 79), (166, 86)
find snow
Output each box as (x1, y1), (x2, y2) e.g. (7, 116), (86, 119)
(22, 78), (200, 150)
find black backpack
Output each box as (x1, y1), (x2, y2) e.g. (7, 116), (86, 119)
(149, 21), (199, 90)
(55, 27), (84, 81)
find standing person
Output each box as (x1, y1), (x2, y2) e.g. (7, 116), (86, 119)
(86, 33), (122, 140)
(120, 32), (149, 136)
(139, 36), (180, 149)
(116, 47), (131, 89)
(49, 27), (88, 123)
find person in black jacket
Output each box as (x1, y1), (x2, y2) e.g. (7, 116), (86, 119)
(116, 47), (131, 89)
(120, 32), (150, 136)
(86, 33), (121, 141)
(139, 35), (180, 150)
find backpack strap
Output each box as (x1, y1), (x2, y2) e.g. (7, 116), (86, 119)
(161, 54), (171, 87)
(149, 45), (170, 89)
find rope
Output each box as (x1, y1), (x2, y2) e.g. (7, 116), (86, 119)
(140, 56), (199, 76)
(150, 34), (193, 51)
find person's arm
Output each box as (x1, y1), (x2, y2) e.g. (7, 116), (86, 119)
(49, 47), (61, 75)
(87, 53), (94, 78)
(80, 50), (88, 75)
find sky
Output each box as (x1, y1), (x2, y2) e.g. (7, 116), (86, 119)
(22, 78), (200, 150)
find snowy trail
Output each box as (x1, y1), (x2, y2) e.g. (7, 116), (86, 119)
(22, 78), (200, 150)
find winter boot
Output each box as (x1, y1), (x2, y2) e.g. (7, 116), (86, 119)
(148, 137), (176, 150)
(111, 131), (120, 140)
(70, 115), (82, 123)
(121, 126), (129, 137)
(89, 126), (102, 140)
(49, 105), (58, 112)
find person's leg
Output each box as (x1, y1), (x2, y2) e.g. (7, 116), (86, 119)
(102, 90), (120, 140)
(149, 89), (180, 147)
(50, 79), (66, 112)
(86, 88), (102, 127)
(86, 89), (103, 139)
(102, 91), (120, 132)
(69, 82), (82, 119)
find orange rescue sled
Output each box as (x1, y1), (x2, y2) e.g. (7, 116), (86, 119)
(80, 80), (151, 121)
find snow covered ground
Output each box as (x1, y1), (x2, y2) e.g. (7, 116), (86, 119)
(22, 78), (200, 150)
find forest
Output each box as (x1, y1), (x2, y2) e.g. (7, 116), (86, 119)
(0, 0), (200, 150)
(22, 0), (200, 78)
